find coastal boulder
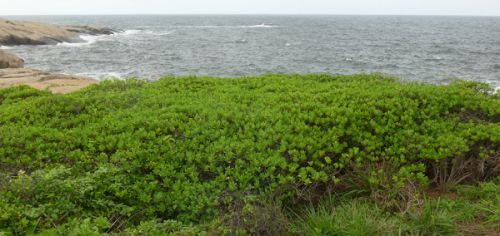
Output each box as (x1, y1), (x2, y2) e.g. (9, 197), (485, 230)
(0, 49), (24, 68)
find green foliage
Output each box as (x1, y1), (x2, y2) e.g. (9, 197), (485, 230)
(452, 179), (500, 229)
(291, 196), (403, 235)
(0, 165), (135, 235)
(216, 194), (290, 235)
(405, 198), (458, 235)
(0, 74), (499, 234)
(122, 220), (204, 236)
(456, 177), (500, 201)
(0, 85), (49, 106)
(292, 180), (500, 236)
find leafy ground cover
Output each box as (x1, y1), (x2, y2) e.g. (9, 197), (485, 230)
(0, 74), (498, 235)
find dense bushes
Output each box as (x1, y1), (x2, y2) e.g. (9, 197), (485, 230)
(0, 74), (499, 234)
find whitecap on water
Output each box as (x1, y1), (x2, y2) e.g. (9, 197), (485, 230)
(57, 34), (110, 47)
(0, 45), (12, 49)
(246, 23), (275, 28)
(56, 29), (174, 47)
(143, 30), (173, 36)
(177, 24), (276, 29)
(121, 29), (142, 35)
(76, 72), (124, 80)
(56, 29), (149, 47)
(120, 29), (173, 37)
(101, 72), (124, 80)
(425, 56), (445, 61)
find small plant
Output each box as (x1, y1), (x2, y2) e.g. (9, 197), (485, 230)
(405, 198), (458, 235)
(217, 193), (291, 235)
(292, 196), (402, 235)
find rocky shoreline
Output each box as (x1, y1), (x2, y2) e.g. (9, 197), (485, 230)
(0, 18), (114, 45)
(0, 18), (114, 93)
(0, 68), (98, 93)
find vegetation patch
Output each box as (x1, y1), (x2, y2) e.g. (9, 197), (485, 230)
(0, 74), (498, 235)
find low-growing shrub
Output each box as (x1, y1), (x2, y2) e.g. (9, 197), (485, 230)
(0, 74), (498, 234)
(216, 193), (290, 235)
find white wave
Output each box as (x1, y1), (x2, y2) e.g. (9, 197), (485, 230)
(177, 24), (276, 29)
(143, 30), (173, 36)
(56, 29), (173, 47)
(245, 23), (275, 28)
(77, 72), (123, 80)
(121, 29), (142, 35)
(56, 29), (142, 47)
(101, 72), (124, 80)
(0, 45), (14, 50)
(57, 41), (90, 47)
(57, 34), (108, 47)
(119, 29), (173, 36)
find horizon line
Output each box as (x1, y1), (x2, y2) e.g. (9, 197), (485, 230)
(1, 13), (500, 17)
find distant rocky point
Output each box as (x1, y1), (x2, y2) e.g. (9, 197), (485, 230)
(0, 18), (116, 45)
(0, 18), (113, 93)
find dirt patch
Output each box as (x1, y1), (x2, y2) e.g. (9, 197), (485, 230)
(459, 222), (499, 236)
(426, 188), (457, 199)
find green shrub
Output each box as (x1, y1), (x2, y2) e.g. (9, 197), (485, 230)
(0, 74), (498, 233)
(0, 85), (49, 106)
(122, 220), (204, 236)
(216, 193), (290, 235)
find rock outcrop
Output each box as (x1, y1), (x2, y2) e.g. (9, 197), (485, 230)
(0, 18), (108, 93)
(0, 18), (115, 46)
(0, 68), (97, 93)
(63, 25), (115, 36)
(0, 49), (24, 69)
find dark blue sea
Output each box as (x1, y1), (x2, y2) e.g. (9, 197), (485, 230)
(2, 15), (500, 90)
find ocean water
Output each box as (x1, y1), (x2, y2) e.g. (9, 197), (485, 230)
(2, 15), (500, 89)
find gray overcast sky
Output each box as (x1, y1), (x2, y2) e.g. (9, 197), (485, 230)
(1, 0), (499, 16)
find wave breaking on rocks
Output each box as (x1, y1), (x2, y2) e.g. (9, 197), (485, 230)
(0, 18), (115, 93)
(0, 18), (116, 46)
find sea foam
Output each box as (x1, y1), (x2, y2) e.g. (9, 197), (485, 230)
(76, 72), (124, 80)
(177, 24), (276, 29)
(245, 23), (275, 28)
(122, 29), (142, 35)
(119, 29), (173, 37)
(57, 34), (109, 47)
(56, 29), (173, 47)
(56, 30), (139, 47)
